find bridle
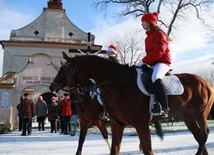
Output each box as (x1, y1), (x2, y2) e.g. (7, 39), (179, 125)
(56, 60), (133, 126)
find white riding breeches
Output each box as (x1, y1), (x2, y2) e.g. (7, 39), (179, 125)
(150, 63), (170, 83)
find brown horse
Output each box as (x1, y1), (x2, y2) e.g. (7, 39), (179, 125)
(74, 86), (111, 155)
(52, 52), (214, 155)
(50, 63), (163, 155)
(50, 72), (111, 155)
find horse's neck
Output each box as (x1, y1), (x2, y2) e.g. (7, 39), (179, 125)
(82, 57), (124, 83)
(95, 68), (128, 88)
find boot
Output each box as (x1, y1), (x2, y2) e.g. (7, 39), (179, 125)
(151, 79), (168, 117)
(54, 121), (58, 133)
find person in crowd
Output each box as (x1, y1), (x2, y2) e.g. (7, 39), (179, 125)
(98, 44), (119, 120)
(106, 44), (119, 63)
(36, 96), (47, 131)
(16, 100), (22, 131)
(137, 12), (171, 117)
(19, 93), (35, 136)
(57, 94), (64, 133)
(70, 101), (78, 136)
(48, 96), (58, 133)
(55, 96), (59, 103)
(60, 93), (72, 135)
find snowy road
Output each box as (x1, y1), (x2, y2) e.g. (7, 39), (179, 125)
(0, 122), (214, 155)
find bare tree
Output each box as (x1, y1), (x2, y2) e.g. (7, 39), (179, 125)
(93, 0), (214, 36)
(195, 67), (214, 87)
(104, 29), (145, 65)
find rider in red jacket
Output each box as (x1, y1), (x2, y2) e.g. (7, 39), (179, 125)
(143, 30), (171, 66)
(138, 12), (171, 117)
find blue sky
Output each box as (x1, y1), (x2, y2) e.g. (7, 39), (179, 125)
(0, 0), (214, 76)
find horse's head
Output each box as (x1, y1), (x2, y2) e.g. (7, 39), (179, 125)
(49, 61), (70, 93)
(50, 52), (90, 101)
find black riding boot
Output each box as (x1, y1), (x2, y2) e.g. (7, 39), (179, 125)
(151, 78), (168, 116)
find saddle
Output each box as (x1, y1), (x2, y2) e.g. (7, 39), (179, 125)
(138, 65), (184, 96)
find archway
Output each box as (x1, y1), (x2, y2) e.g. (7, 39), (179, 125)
(41, 92), (58, 106)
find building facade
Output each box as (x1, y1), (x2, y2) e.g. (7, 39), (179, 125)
(0, 0), (103, 130)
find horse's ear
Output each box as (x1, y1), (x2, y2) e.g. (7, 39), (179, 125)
(62, 51), (69, 61)
(60, 60), (65, 67)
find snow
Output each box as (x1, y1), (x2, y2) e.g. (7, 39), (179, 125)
(0, 121), (214, 155)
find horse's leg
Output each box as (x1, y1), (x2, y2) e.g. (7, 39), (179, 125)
(75, 120), (90, 155)
(194, 114), (210, 155)
(135, 123), (153, 155)
(182, 113), (209, 155)
(110, 123), (124, 155)
(96, 120), (111, 150)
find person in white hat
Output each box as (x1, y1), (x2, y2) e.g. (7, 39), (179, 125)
(106, 45), (119, 63)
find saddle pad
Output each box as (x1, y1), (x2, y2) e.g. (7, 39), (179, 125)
(136, 68), (184, 96)
(162, 75), (184, 95)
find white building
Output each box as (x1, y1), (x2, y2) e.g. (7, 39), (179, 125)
(0, 0), (103, 130)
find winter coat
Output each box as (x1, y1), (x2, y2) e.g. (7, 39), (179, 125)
(108, 56), (119, 63)
(60, 99), (72, 117)
(36, 100), (47, 117)
(142, 30), (171, 66)
(20, 98), (35, 118)
(16, 103), (21, 116)
(48, 102), (58, 121)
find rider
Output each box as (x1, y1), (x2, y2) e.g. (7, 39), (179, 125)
(98, 44), (119, 120)
(137, 12), (171, 117)
(106, 44), (119, 63)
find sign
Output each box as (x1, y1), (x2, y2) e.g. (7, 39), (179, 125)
(22, 75), (55, 85)
(1, 91), (9, 108)
(17, 54), (58, 86)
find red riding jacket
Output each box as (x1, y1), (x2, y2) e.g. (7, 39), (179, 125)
(142, 30), (171, 66)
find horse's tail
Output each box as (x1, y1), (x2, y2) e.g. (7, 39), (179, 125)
(209, 87), (214, 120)
(154, 120), (164, 140)
(211, 104), (214, 120)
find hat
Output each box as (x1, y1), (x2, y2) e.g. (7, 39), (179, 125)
(106, 45), (117, 54)
(63, 93), (69, 96)
(51, 97), (56, 100)
(141, 12), (159, 26)
(24, 93), (29, 97)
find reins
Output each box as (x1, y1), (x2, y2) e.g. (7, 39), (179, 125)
(66, 62), (132, 127)
(65, 61), (132, 97)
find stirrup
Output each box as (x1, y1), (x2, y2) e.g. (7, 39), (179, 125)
(151, 102), (168, 117)
(151, 109), (168, 117)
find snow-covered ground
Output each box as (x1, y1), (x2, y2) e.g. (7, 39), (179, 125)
(0, 121), (214, 155)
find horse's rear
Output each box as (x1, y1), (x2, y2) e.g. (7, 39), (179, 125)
(173, 73), (214, 155)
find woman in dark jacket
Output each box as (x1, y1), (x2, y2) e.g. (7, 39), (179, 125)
(48, 97), (58, 133)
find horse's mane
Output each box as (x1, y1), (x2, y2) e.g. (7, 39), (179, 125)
(71, 55), (130, 69)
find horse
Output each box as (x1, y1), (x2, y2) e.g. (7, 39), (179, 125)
(74, 85), (111, 155)
(52, 52), (214, 155)
(50, 63), (163, 155)
(50, 69), (111, 155)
